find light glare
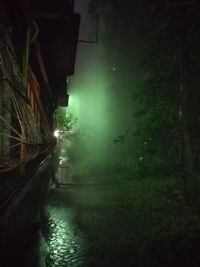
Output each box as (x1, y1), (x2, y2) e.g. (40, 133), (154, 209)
(54, 130), (59, 137)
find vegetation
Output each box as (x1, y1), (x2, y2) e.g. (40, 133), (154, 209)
(55, 110), (78, 133)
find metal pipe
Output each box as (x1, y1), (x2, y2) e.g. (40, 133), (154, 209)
(22, 19), (39, 88)
(30, 20), (39, 43)
(22, 25), (31, 88)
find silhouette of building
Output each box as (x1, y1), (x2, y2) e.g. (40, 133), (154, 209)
(0, 0), (80, 252)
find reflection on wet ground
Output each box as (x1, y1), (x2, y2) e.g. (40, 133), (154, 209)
(33, 152), (141, 266)
(40, 200), (88, 267)
(35, 184), (137, 267)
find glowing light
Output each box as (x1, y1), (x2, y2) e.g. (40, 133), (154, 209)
(54, 130), (60, 137)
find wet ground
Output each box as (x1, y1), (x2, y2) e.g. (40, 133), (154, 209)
(2, 145), (200, 266)
(27, 150), (143, 267)
(26, 152), (200, 267)
(33, 183), (140, 267)
(3, 146), (198, 267)
(3, 176), (200, 267)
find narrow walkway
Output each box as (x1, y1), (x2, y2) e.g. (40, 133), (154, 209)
(34, 154), (139, 266)
(34, 183), (139, 267)
(30, 152), (200, 267)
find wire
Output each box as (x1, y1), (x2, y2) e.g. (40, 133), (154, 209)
(0, 31), (56, 172)
(0, 114), (22, 138)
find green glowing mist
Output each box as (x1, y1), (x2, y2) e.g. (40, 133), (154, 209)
(66, 40), (136, 181)
(65, 1), (139, 180)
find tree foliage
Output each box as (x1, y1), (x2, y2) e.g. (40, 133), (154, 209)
(56, 111), (78, 132)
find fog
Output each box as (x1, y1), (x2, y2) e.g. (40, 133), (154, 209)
(66, 0), (143, 181)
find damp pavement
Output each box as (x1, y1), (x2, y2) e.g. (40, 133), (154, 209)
(30, 147), (146, 267)
(27, 155), (179, 267)
(3, 150), (200, 266)
(32, 183), (140, 267)
(32, 151), (139, 267)
(27, 177), (200, 267)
